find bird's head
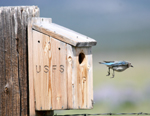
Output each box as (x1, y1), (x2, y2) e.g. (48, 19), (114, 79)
(128, 62), (133, 68)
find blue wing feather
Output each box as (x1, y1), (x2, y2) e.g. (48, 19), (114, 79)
(101, 61), (128, 66)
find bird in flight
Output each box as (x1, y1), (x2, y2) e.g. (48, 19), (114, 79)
(99, 61), (133, 78)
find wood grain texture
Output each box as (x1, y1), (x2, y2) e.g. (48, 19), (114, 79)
(66, 44), (73, 108)
(28, 17), (36, 116)
(32, 19), (97, 47)
(31, 33), (68, 110)
(28, 14), (53, 116)
(33, 30), (52, 110)
(0, 6), (39, 116)
(29, 17), (94, 111)
(71, 47), (93, 109)
(51, 37), (67, 110)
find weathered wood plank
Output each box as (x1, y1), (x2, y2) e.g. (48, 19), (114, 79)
(5, 7), (13, 116)
(29, 17), (54, 115)
(0, 6), (40, 116)
(51, 37), (67, 110)
(0, 8), (3, 115)
(0, 7), (6, 116)
(28, 15), (35, 116)
(70, 47), (93, 109)
(11, 7), (20, 116)
(17, 7), (26, 116)
(32, 20), (97, 47)
(32, 17), (52, 24)
(86, 47), (93, 109)
(32, 30), (52, 110)
(75, 48), (87, 109)
(71, 47), (78, 109)
(22, 7), (28, 115)
(32, 33), (68, 110)
(67, 44), (73, 108)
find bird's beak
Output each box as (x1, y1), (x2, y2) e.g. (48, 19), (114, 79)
(131, 65), (133, 67)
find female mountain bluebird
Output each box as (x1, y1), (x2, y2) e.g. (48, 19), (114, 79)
(99, 61), (133, 78)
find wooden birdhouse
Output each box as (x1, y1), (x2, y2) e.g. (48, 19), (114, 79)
(28, 17), (97, 111)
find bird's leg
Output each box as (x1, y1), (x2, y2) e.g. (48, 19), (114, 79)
(106, 67), (110, 76)
(111, 70), (115, 78)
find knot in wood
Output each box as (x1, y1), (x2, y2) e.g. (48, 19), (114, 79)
(4, 83), (9, 93)
(4, 87), (8, 93)
(68, 56), (72, 63)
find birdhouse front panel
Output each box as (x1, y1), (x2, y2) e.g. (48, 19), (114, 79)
(28, 17), (96, 111)
(32, 30), (68, 110)
(67, 46), (93, 109)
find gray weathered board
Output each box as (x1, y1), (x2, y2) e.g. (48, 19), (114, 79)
(28, 17), (96, 111)
(0, 6), (39, 116)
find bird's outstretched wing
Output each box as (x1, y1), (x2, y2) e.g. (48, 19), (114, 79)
(99, 61), (114, 64)
(103, 61), (114, 63)
(99, 61), (128, 66)
(111, 61), (128, 66)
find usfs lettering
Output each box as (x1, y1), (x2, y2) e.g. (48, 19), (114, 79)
(36, 65), (64, 73)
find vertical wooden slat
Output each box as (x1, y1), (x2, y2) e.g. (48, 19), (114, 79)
(22, 7), (28, 115)
(17, 7), (24, 116)
(0, 8), (2, 115)
(11, 7), (20, 116)
(5, 7), (13, 116)
(75, 48), (87, 109)
(31, 33), (68, 110)
(0, 7), (6, 116)
(32, 30), (51, 110)
(29, 18), (54, 115)
(86, 47), (93, 109)
(70, 47), (93, 109)
(28, 18), (35, 116)
(51, 37), (67, 110)
(71, 47), (78, 109)
(0, 6), (40, 116)
(67, 44), (73, 108)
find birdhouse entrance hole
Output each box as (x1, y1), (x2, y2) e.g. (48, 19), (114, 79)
(79, 53), (85, 64)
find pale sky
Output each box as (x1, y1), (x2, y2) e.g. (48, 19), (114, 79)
(1, 0), (150, 51)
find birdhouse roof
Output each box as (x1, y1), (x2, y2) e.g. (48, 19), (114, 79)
(32, 18), (97, 47)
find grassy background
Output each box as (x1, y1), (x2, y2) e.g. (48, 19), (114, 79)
(55, 51), (150, 115)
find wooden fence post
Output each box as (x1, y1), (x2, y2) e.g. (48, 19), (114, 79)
(0, 6), (41, 116)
